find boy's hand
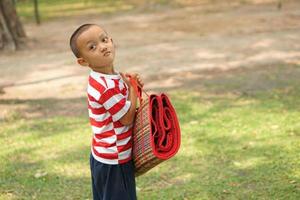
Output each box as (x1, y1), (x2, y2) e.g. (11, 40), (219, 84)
(120, 72), (144, 88)
(120, 72), (131, 88)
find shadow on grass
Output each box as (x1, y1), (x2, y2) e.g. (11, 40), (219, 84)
(147, 63), (300, 112)
(1, 63), (299, 123)
(0, 97), (87, 121)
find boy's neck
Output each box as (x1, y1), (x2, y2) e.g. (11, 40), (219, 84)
(91, 65), (116, 75)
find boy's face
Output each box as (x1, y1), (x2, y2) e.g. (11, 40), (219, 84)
(76, 25), (115, 69)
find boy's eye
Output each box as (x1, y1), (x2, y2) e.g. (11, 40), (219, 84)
(89, 44), (96, 50)
(102, 37), (109, 42)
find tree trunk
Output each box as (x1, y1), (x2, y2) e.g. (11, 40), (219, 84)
(34, 0), (40, 25)
(0, 0), (26, 51)
(277, 0), (282, 10)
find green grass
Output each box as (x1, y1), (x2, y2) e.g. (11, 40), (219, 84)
(15, 0), (282, 23)
(15, 0), (182, 22)
(0, 117), (91, 199)
(0, 65), (300, 199)
(16, 0), (135, 22)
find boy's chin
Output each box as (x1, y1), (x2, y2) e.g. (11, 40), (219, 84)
(93, 58), (113, 65)
(93, 62), (114, 68)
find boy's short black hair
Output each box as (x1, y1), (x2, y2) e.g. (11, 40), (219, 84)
(69, 23), (96, 58)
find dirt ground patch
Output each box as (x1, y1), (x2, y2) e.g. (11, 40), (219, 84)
(0, 1), (300, 120)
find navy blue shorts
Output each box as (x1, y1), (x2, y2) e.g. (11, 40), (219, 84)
(90, 154), (137, 200)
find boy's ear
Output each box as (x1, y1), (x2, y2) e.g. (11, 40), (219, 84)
(77, 57), (89, 67)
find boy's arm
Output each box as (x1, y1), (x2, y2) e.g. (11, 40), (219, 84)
(119, 85), (137, 125)
(119, 73), (138, 126)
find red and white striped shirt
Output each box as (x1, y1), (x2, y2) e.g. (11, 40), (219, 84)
(87, 70), (132, 165)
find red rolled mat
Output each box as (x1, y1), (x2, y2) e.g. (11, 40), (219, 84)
(150, 94), (181, 158)
(132, 93), (181, 176)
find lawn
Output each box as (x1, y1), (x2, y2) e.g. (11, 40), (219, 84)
(0, 64), (299, 199)
(15, 0), (170, 22)
(16, 0), (135, 22)
(15, 0), (276, 22)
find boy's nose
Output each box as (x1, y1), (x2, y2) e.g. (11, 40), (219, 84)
(98, 43), (107, 52)
(101, 47), (108, 53)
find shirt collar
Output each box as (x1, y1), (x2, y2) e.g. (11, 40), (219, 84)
(90, 69), (120, 79)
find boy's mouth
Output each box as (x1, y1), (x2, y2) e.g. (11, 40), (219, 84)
(103, 51), (111, 56)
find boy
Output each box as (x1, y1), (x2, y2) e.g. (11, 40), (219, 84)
(69, 24), (143, 200)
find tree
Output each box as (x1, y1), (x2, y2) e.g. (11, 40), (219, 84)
(34, 0), (40, 25)
(0, 0), (26, 51)
(277, 0), (282, 10)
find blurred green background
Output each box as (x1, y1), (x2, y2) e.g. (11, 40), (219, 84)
(0, 0), (299, 199)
